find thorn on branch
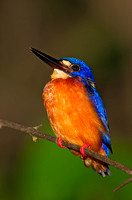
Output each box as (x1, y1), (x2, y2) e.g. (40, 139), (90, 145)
(32, 136), (39, 142)
(33, 124), (42, 130)
(32, 124), (42, 142)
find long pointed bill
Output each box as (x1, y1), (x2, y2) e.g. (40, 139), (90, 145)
(30, 47), (72, 73)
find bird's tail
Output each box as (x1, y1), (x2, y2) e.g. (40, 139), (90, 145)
(84, 148), (111, 177)
(70, 147), (111, 177)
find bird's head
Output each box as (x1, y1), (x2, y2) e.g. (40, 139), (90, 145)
(31, 48), (95, 87)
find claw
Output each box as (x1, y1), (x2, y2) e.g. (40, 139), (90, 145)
(105, 169), (111, 176)
(98, 168), (111, 177)
(99, 170), (106, 177)
(80, 142), (90, 157)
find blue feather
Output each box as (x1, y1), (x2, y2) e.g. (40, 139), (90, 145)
(84, 80), (112, 151)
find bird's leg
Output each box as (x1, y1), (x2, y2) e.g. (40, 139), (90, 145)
(57, 138), (66, 148)
(80, 142), (90, 157)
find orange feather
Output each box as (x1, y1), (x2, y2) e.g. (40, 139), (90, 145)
(43, 77), (106, 151)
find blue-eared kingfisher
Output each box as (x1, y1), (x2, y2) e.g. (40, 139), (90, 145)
(31, 47), (112, 177)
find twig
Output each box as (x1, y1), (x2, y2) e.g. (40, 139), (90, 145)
(113, 177), (132, 192)
(0, 118), (132, 191)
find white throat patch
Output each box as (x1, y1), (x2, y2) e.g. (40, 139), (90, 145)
(51, 69), (70, 80)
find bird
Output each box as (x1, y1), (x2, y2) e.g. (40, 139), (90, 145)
(30, 47), (112, 177)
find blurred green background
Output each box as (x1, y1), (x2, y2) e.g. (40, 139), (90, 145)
(0, 0), (132, 199)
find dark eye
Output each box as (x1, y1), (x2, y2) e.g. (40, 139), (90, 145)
(71, 64), (80, 72)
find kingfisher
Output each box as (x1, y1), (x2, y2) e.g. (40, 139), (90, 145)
(31, 47), (112, 177)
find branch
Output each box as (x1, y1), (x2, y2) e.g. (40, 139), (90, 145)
(0, 119), (132, 191)
(113, 177), (132, 192)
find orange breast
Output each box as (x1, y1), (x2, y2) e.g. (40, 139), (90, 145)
(43, 77), (105, 152)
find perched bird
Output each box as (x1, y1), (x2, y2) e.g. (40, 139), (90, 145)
(31, 47), (112, 177)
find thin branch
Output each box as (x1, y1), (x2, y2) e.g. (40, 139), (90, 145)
(0, 119), (132, 175)
(113, 177), (132, 192)
(0, 118), (132, 192)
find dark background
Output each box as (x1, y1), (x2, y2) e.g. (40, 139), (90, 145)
(0, 1), (132, 199)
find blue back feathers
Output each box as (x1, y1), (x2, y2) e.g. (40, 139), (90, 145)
(60, 57), (112, 154)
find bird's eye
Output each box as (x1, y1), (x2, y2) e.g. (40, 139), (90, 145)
(71, 64), (80, 72)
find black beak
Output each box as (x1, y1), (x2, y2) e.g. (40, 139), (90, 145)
(30, 47), (72, 73)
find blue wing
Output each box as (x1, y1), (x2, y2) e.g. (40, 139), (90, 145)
(93, 90), (112, 153)
(84, 81), (112, 153)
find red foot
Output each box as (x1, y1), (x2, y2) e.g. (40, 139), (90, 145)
(80, 143), (90, 157)
(57, 138), (66, 148)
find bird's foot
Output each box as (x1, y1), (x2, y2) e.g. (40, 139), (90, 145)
(57, 138), (66, 148)
(80, 142), (90, 157)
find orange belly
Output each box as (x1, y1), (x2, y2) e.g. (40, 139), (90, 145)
(43, 77), (105, 152)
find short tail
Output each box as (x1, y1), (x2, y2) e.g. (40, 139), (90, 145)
(86, 147), (111, 177)
(70, 146), (111, 177)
